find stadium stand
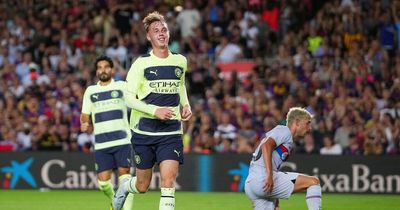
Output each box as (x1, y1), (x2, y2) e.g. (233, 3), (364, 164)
(0, 0), (398, 155)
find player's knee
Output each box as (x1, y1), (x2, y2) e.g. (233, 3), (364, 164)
(309, 176), (320, 186)
(136, 180), (150, 193)
(136, 185), (148, 193)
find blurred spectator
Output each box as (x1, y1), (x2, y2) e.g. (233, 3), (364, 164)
(105, 36), (127, 66)
(205, 0), (220, 24)
(0, 130), (18, 152)
(236, 116), (258, 154)
(176, 0), (201, 39)
(297, 133), (319, 154)
(363, 134), (384, 155)
(73, 28), (93, 50)
(190, 112), (216, 154)
(31, 118), (62, 151)
(378, 12), (396, 56)
(214, 112), (237, 153)
(380, 113), (398, 154)
(215, 36), (243, 63)
(93, 8), (115, 46)
(320, 135), (343, 155)
(307, 27), (322, 56)
(334, 115), (353, 150)
(111, 3), (134, 35)
(343, 133), (363, 155)
(16, 52), (36, 86)
(16, 123), (32, 151)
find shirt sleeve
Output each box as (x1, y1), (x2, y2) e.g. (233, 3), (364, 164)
(268, 126), (290, 146)
(81, 87), (92, 115)
(126, 59), (158, 116)
(121, 81), (130, 106)
(179, 55), (190, 108)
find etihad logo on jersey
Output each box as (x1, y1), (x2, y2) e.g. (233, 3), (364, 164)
(149, 81), (181, 88)
(149, 81), (181, 93)
(93, 99), (120, 107)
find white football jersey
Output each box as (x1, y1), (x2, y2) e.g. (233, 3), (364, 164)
(250, 125), (293, 171)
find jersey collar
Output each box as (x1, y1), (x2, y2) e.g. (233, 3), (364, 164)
(150, 49), (170, 59)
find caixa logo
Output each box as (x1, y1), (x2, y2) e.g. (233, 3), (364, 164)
(228, 162), (249, 192)
(1, 158), (37, 189)
(40, 159), (181, 190)
(41, 159), (98, 189)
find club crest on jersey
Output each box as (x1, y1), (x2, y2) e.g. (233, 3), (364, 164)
(134, 155), (141, 164)
(111, 90), (119, 98)
(175, 68), (183, 78)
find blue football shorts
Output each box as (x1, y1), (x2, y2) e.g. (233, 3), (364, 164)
(94, 144), (132, 173)
(131, 133), (183, 170)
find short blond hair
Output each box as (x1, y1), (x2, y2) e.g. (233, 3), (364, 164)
(286, 107), (312, 126)
(143, 11), (166, 32)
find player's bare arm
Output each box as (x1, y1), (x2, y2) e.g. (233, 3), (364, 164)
(262, 137), (277, 193)
(80, 113), (90, 132)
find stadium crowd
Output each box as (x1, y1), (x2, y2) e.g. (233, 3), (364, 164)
(0, 0), (399, 156)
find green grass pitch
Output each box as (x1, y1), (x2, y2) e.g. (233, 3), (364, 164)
(0, 190), (399, 210)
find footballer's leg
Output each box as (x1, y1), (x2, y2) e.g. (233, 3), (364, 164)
(134, 168), (153, 193)
(95, 148), (116, 207)
(97, 170), (114, 210)
(293, 174), (321, 210)
(157, 135), (183, 210)
(113, 141), (155, 210)
(245, 177), (275, 210)
(253, 198), (276, 210)
(159, 160), (179, 210)
(98, 170), (115, 200)
(118, 172), (133, 210)
(129, 139), (155, 194)
(115, 145), (135, 210)
(113, 169), (153, 210)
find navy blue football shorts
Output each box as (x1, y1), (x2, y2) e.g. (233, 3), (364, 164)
(94, 144), (132, 173)
(131, 133), (183, 170)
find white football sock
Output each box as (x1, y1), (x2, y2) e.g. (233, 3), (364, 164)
(159, 187), (175, 210)
(306, 185), (322, 210)
(126, 176), (139, 194)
